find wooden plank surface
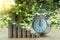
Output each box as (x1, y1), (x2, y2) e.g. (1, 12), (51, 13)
(8, 22), (13, 38)
(22, 28), (27, 38)
(31, 34), (36, 38)
(26, 30), (31, 38)
(8, 23), (41, 38)
(18, 27), (22, 38)
(13, 24), (18, 38)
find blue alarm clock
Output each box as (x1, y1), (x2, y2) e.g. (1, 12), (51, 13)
(32, 13), (51, 34)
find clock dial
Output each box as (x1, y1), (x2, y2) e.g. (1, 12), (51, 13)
(32, 17), (48, 33)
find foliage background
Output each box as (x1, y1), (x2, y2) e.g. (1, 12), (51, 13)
(0, 0), (60, 29)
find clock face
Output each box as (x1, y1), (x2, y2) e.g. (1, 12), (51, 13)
(32, 16), (48, 33)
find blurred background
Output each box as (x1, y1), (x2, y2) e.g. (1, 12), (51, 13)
(0, 0), (60, 29)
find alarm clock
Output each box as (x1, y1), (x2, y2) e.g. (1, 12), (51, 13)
(32, 13), (51, 34)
